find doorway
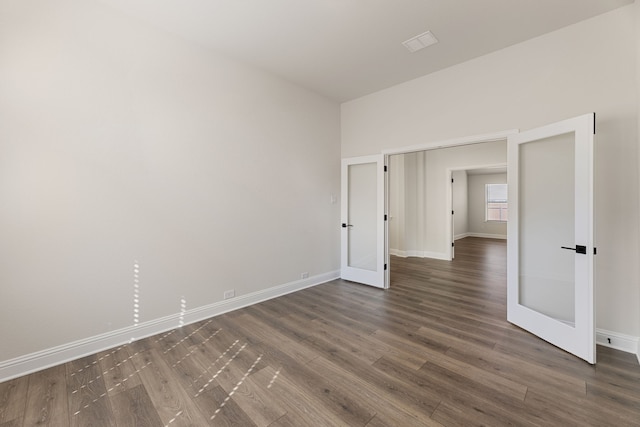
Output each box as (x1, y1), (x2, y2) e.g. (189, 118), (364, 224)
(450, 166), (507, 259)
(387, 140), (508, 263)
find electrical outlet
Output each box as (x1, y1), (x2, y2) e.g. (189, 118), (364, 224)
(301, 272), (309, 279)
(223, 289), (235, 300)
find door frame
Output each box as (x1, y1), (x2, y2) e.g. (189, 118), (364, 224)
(446, 163), (507, 261)
(382, 129), (517, 263)
(381, 130), (519, 156)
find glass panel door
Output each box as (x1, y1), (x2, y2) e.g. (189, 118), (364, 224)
(341, 155), (386, 288)
(507, 113), (595, 364)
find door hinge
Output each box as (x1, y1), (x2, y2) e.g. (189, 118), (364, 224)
(384, 165), (388, 172)
(384, 214), (388, 221)
(452, 242), (455, 247)
(594, 247), (597, 255)
(593, 112), (596, 135)
(451, 178), (454, 183)
(384, 263), (387, 270)
(452, 210), (454, 215)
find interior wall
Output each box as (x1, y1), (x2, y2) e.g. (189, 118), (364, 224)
(636, 0), (640, 358)
(342, 5), (639, 337)
(0, 0), (341, 364)
(452, 170), (468, 239)
(403, 152), (426, 256)
(467, 173), (508, 238)
(388, 154), (406, 254)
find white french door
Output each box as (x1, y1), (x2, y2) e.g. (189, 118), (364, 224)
(340, 155), (387, 288)
(507, 113), (595, 364)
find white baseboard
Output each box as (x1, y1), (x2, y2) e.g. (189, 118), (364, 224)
(389, 248), (407, 257)
(0, 270), (339, 383)
(464, 233), (507, 240)
(596, 328), (640, 363)
(389, 249), (449, 261)
(454, 233), (471, 240)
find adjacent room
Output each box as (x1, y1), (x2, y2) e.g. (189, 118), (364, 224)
(1, 0), (640, 425)
(388, 142), (507, 261)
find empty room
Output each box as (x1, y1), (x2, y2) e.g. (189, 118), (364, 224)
(1, 0), (640, 425)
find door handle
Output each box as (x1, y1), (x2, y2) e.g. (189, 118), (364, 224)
(561, 245), (587, 254)
(341, 223), (353, 228)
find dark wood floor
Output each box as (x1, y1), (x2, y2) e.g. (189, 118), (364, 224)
(2, 237), (640, 426)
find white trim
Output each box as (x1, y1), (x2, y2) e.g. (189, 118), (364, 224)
(382, 129), (518, 156)
(455, 233), (506, 240)
(389, 249), (407, 257)
(596, 329), (640, 360)
(389, 249), (449, 260)
(0, 270), (339, 383)
(465, 233), (507, 240)
(384, 155), (390, 288)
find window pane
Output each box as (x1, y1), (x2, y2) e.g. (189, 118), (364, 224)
(486, 184), (508, 221)
(487, 183), (508, 202)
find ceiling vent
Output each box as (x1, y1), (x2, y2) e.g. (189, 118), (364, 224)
(402, 31), (438, 53)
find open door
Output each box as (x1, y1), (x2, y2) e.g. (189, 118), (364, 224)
(507, 113), (595, 364)
(341, 155), (387, 288)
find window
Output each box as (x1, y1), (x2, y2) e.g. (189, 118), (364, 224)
(486, 183), (508, 222)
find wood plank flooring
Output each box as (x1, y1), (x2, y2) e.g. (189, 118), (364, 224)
(2, 237), (640, 426)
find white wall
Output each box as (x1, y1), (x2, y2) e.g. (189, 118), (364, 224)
(0, 0), (341, 367)
(636, 0), (640, 359)
(452, 170), (468, 239)
(402, 152), (425, 256)
(467, 173), (507, 238)
(388, 154), (406, 253)
(342, 6), (639, 338)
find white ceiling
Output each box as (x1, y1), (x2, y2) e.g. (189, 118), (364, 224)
(99, 0), (634, 102)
